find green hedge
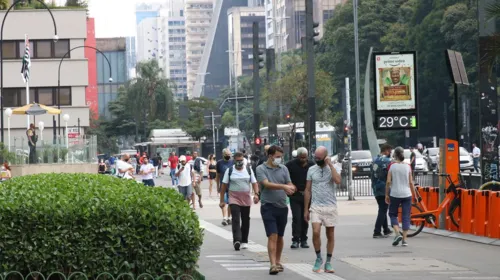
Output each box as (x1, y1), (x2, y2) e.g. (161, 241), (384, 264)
(0, 174), (203, 278)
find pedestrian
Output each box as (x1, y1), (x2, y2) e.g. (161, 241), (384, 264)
(98, 159), (107, 174)
(216, 149), (234, 225)
(116, 154), (135, 180)
(304, 146), (341, 273)
(140, 156), (155, 186)
(1, 162), (12, 181)
(472, 143), (480, 173)
(26, 123), (37, 164)
(371, 144), (393, 238)
(168, 152), (179, 186)
(219, 152), (259, 251)
(192, 151), (205, 209)
(185, 151), (192, 163)
(208, 154), (217, 197)
(152, 153), (160, 178)
(258, 145), (271, 165)
(386, 146), (416, 247)
(285, 147), (314, 249)
(409, 147), (416, 180)
(176, 155), (195, 203)
(256, 145), (296, 275)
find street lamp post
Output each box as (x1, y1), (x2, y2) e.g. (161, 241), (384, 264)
(5, 108), (12, 151)
(57, 46), (113, 136)
(0, 0), (58, 143)
(226, 49), (244, 131)
(63, 114), (69, 163)
(38, 121), (44, 143)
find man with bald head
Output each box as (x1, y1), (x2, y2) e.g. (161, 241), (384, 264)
(116, 153), (135, 180)
(304, 146), (341, 273)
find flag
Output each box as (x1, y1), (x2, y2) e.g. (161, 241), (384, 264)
(21, 35), (31, 83)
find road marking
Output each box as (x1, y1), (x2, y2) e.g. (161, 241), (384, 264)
(286, 263), (348, 280)
(221, 264), (268, 267)
(199, 219), (267, 252)
(226, 267), (269, 271)
(213, 260), (257, 263)
(431, 271), (479, 275)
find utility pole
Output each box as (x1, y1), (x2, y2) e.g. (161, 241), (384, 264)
(346, 77), (354, 201)
(252, 22), (264, 147)
(353, 0), (362, 150)
(305, 0), (319, 156)
(211, 112), (216, 156)
(266, 48), (277, 144)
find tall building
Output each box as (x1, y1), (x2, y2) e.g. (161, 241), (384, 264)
(185, 0), (214, 99)
(136, 17), (161, 63)
(136, 2), (162, 25)
(1, 9), (89, 142)
(125, 36), (137, 79)
(192, 0), (249, 99)
(227, 6), (265, 81)
(265, 0), (345, 51)
(96, 38), (127, 119)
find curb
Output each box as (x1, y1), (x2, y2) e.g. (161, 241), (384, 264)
(422, 227), (500, 246)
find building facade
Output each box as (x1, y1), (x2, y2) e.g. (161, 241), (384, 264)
(1, 9), (90, 143)
(185, 0), (214, 98)
(125, 36), (137, 79)
(85, 17), (98, 118)
(96, 38), (127, 119)
(227, 6), (266, 80)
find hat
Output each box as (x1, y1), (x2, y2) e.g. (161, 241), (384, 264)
(179, 155), (186, 161)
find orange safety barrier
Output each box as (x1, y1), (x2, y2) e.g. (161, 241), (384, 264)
(474, 190), (490, 237)
(459, 189), (474, 234)
(428, 187), (440, 228)
(488, 192), (500, 239)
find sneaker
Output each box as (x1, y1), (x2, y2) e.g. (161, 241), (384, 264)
(384, 230), (393, 236)
(392, 235), (403, 246)
(234, 241), (241, 251)
(300, 241), (310, 248)
(402, 240), (408, 246)
(227, 218), (232, 225)
(241, 243), (248, 249)
(373, 233), (386, 238)
(313, 257), (323, 272)
(221, 219), (228, 226)
(290, 241), (299, 249)
(324, 262), (335, 273)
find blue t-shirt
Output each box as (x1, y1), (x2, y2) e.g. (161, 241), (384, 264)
(109, 157), (115, 165)
(216, 159), (234, 184)
(371, 155), (392, 197)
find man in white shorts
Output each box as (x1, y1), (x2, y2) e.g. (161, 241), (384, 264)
(304, 146), (341, 273)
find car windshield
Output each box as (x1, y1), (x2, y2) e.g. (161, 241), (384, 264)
(404, 150), (422, 159)
(427, 148), (439, 156)
(351, 151), (372, 160)
(460, 147), (469, 156)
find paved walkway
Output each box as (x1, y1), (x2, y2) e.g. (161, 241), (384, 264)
(153, 176), (500, 280)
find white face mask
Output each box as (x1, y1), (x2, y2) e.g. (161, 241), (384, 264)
(273, 157), (282, 165)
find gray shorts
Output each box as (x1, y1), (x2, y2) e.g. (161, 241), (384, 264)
(178, 185), (192, 200)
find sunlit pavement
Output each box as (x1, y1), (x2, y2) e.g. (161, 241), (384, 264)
(153, 175), (500, 280)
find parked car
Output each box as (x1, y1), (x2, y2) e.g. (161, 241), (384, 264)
(435, 147), (476, 172)
(392, 149), (429, 174)
(346, 150), (373, 177)
(423, 147), (439, 170)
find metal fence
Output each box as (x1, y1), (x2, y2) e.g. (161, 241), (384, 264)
(336, 172), (483, 198)
(5, 135), (98, 165)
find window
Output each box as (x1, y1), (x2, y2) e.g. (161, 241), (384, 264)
(2, 87), (71, 107)
(2, 42), (16, 59)
(180, 9), (184, 16)
(18, 41), (34, 58)
(54, 40), (70, 58)
(35, 41), (52, 58)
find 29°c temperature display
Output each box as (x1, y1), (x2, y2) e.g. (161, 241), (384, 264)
(376, 115), (417, 130)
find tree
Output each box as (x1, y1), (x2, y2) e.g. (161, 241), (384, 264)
(183, 97), (216, 141)
(65, 0), (88, 7)
(0, 0), (8, 10)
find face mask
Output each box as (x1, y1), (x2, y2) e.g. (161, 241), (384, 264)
(235, 160), (244, 168)
(224, 155), (231, 160)
(273, 157), (282, 165)
(315, 157), (325, 166)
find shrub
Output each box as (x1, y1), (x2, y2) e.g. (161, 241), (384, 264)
(0, 174), (203, 278)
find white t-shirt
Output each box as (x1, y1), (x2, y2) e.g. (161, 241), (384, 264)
(177, 163), (193, 186)
(140, 163), (155, 180)
(222, 166), (257, 206)
(388, 162), (412, 198)
(116, 160), (134, 180)
(473, 147), (480, 158)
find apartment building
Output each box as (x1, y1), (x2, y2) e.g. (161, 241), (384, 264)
(0, 9), (90, 143)
(228, 6), (266, 80)
(185, 0), (214, 98)
(265, 0), (345, 51)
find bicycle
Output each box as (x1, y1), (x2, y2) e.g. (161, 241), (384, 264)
(399, 173), (463, 237)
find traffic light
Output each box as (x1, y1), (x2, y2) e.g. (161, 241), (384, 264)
(312, 22), (320, 45)
(254, 137), (261, 146)
(285, 113), (291, 122)
(258, 49), (265, 69)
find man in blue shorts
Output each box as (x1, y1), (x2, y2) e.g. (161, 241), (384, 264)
(256, 145), (296, 275)
(216, 148), (233, 226)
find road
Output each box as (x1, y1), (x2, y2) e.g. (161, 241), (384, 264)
(152, 175), (500, 280)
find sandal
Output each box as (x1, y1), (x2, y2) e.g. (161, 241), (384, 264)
(199, 200), (203, 208)
(269, 265), (279, 275)
(276, 263), (284, 272)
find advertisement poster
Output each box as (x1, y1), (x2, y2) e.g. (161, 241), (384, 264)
(375, 53), (416, 111)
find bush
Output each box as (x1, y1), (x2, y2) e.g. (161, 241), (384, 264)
(0, 174), (203, 278)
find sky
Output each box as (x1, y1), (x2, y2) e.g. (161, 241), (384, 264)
(87, 0), (139, 38)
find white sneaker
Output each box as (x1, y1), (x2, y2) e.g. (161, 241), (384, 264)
(221, 219), (228, 226)
(241, 243), (248, 249)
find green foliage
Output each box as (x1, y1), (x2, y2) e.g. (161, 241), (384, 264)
(183, 97), (215, 141)
(65, 0), (87, 7)
(0, 142), (15, 164)
(0, 0), (8, 10)
(0, 173), (203, 277)
(217, 76), (256, 134)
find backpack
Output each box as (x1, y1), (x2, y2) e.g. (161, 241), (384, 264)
(194, 158), (202, 172)
(227, 165), (252, 190)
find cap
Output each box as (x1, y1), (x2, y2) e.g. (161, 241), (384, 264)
(179, 155), (186, 161)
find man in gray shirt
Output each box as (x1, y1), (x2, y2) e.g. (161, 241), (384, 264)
(256, 145), (296, 275)
(304, 146), (341, 273)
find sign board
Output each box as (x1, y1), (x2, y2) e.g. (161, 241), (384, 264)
(68, 127), (80, 139)
(373, 51), (419, 130)
(445, 49), (469, 85)
(224, 127), (240, 136)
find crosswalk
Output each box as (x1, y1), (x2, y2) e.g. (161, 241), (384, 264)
(206, 254), (269, 271)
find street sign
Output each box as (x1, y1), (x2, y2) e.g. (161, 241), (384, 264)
(372, 51), (419, 131)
